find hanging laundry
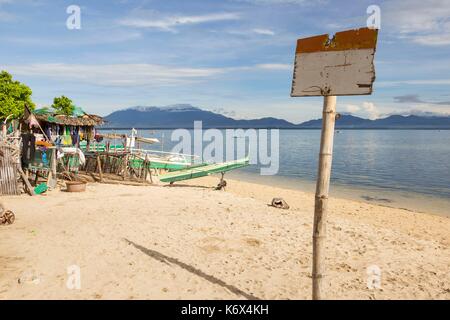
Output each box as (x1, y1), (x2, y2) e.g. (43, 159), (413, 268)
(21, 133), (36, 166)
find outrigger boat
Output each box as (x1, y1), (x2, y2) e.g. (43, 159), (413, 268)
(81, 128), (249, 183)
(159, 157), (250, 183)
(128, 149), (198, 171)
(135, 136), (160, 145)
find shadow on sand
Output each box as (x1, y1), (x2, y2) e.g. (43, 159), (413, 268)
(124, 238), (260, 300)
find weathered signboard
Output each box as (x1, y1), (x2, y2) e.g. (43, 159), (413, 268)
(291, 27), (378, 97)
(290, 27), (378, 300)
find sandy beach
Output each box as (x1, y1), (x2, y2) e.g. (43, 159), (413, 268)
(0, 176), (449, 300)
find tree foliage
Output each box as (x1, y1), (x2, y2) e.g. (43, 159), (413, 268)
(52, 95), (75, 116)
(0, 70), (35, 120)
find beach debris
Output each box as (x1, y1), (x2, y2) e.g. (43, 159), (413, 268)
(214, 172), (227, 191)
(17, 270), (41, 285)
(0, 203), (15, 225)
(215, 179), (227, 191)
(0, 210), (15, 225)
(34, 182), (48, 195)
(65, 181), (87, 192)
(270, 198), (290, 210)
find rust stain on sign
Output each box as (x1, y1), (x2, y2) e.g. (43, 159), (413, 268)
(291, 27), (378, 97)
(296, 28), (378, 54)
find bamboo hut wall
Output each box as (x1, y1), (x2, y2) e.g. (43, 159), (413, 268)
(0, 146), (20, 195)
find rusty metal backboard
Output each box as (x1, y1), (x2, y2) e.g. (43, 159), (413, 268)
(291, 28), (378, 97)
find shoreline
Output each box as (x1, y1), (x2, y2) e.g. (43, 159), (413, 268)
(1, 176), (449, 299)
(185, 176), (450, 243)
(226, 171), (450, 218)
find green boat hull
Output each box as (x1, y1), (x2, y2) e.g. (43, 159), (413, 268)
(159, 157), (250, 183)
(129, 157), (192, 171)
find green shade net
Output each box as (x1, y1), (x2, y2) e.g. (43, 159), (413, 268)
(33, 108), (53, 115)
(46, 116), (57, 123)
(72, 106), (85, 117)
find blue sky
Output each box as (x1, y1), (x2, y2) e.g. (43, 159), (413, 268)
(1, 0), (450, 122)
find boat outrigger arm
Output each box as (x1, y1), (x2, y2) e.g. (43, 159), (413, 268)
(158, 157), (250, 183)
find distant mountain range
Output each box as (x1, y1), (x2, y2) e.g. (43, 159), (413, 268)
(103, 104), (450, 129)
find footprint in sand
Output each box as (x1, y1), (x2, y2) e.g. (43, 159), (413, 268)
(243, 238), (262, 247)
(197, 237), (226, 253)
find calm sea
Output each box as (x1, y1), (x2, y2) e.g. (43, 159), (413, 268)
(100, 129), (450, 216)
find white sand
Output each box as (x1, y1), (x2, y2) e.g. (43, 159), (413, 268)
(0, 176), (449, 299)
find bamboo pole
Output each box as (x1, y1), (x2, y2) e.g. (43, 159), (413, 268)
(96, 155), (104, 182)
(312, 95), (337, 300)
(123, 154), (129, 181)
(47, 148), (57, 188)
(143, 154), (149, 182)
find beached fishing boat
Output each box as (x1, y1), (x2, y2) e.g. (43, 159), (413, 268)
(129, 151), (195, 171)
(80, 128), (248, 180)
(158, 157), (250, 183)
(135, 136), (160, 145)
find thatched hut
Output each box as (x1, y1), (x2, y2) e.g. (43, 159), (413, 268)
(33, 113), (104, 127)
(21, 107), (104, 173)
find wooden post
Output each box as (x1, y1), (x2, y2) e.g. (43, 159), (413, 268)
(123, 154), (129, 181)
(147, 161), (153, 184)
(96, 155), (104, 182)
(312, 95), (337, 300)
(46, 148), (57, 189)
(143, 154), (149, 182)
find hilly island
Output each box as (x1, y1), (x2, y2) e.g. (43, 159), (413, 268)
(103, 104), (450, 129)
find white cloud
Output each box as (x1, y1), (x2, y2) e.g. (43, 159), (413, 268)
(390, 109), (450, 117)
(236, 0), (316, 5)
(410, 33), (450, 46)
(119, 12), (241, 32)
(378, 79), (450, 87)
(252, 28), (275, 36)
(345, 104), (360, 113)
(384, 0), (450, 46)
(254, 63), (291, 70)
(2, 31), (142, 46)
(0, 11), (13, 20)
(344, 102), (380, 119)
(362, 102), (379, 120)
(0, 0), (14, 21)
(3, 63), (227, 87)
(2, 62), (291, 87)
(346, 101), (450, 119)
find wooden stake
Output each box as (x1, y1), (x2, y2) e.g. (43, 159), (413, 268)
(17, 167), (35, 196)
(96, 155), (104, 183)
(123, 154), (129, 181)
(312, 95), (337, 300)
(143, 154), (149, 182)
(47, 148), (57, 189)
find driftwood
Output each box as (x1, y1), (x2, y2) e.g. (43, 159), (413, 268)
(17, 167), (35, 196)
